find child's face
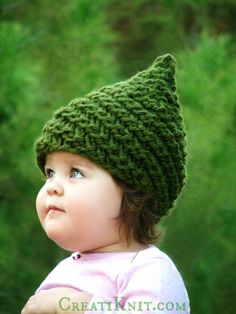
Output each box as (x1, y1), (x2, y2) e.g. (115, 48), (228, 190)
(36, 151), (124, 253)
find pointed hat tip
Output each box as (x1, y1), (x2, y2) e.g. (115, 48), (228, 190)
(153, 53), (176, 68)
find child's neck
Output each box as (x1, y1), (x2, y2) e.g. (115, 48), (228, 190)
(82, 241), (149, 254)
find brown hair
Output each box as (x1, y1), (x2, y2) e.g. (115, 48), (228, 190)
(115, 179), (162, 245)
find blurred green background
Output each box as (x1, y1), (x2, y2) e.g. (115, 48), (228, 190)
(0, 0), (236, 313)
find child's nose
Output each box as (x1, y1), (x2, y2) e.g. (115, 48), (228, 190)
(46, 179), (63, 196)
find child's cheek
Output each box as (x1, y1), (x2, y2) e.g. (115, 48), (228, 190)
(35, 187), (47, 223)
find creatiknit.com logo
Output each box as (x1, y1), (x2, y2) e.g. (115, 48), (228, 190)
(59, 296), (187, 312)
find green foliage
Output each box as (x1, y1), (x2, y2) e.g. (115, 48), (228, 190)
(107, 0), (236, 76)
(0, 1), (235, 313)
(0, 20), (56, 314)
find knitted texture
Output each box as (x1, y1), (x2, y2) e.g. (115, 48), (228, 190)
(35, 54), (186, 217)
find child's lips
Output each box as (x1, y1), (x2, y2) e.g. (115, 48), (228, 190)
(47, 205), (65, 213)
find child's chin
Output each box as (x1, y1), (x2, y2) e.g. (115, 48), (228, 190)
(45, 225), (65, 245)
(44, 227), (73, 251)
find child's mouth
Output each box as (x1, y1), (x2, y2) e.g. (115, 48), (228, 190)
(48, 205), (65, 213)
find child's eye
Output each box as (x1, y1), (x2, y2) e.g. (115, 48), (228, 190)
(45, 168), (55, 179)
(70, 168), (84, 179)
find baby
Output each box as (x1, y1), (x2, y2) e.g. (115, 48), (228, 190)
(22, 54), (190, 314)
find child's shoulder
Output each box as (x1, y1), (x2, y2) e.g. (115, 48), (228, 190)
(123, 244), (180, 273)
(117, 245), (189, 302)
(117, 245), (187, 290)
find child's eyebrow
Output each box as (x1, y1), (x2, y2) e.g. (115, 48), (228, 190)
(67, 157), (94, 169)
(45, 155), (94, 170)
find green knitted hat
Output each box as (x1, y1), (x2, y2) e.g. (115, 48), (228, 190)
(35, 54), (186, 217)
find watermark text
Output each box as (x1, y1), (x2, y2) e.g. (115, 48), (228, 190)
(59, 296), (187, 312)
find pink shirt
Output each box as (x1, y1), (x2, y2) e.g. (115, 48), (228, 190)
(37, 245), (190, 313)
